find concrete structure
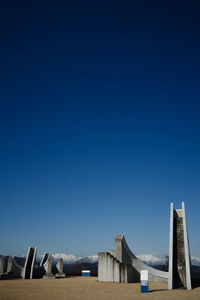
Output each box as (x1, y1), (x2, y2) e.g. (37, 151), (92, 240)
(6, 256), (23, 278)
(168, 202), (192, 290)
(40, 253), (49, 267)
(43, 254), (54, 278)
(98, 235), (169, 283)
(4, 246), (37, 279)
(98, 202), (192, 289)
(55, 258), (66, 278)
(22, 247), (37, 279)
(0, 256), (5, 274)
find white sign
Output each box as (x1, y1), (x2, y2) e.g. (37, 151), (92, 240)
(141, 270), (148, 281)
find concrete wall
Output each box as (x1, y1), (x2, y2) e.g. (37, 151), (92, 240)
(98, 252), (121, 282)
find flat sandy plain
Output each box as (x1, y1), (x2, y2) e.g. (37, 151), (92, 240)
(0, 277), (200, 300)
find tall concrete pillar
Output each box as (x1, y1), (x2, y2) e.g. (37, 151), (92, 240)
(168, 202), (192, 289)
(0, 256), (5, 274)
(113, 260), (120, 282)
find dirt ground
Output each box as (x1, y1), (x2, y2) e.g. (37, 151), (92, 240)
(0, 277), (200, 300)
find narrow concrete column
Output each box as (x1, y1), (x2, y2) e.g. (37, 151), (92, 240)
(113, 260), (120, 282)
(0, 256), (5, 273)
(168, 202), (192, 290)
(182, 202), (192, 290)
(7, 256), (13, 273)
(115, 235), (123, 263)
(107, 254), (113, 281)
(168, 202), (174, 289)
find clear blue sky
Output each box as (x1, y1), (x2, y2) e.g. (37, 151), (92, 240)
(0, 1), (200, 258)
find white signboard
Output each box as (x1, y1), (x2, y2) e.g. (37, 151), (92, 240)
(141, 270), (148, 281)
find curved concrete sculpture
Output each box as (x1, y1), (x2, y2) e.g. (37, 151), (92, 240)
(117, 234), (169, 282)
(98, 202), (192, 289)
(99, 235), (169, 283)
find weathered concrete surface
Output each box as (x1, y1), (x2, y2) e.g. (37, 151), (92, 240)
(55, 258), (66, 278)
(98, 235), (168, 283)
(23, 247), (37, 279)
(6, 256), (23, 278)
(40, 253), (49, 267)
(168, 202), (192, 290)
(43, 254), (54, 278)
(0, 256), (5, 274)
(98, 202), (192, 290)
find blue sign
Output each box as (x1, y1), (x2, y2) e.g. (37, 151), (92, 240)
(82, 270), (90, 277)
(141, 270), (149, 293)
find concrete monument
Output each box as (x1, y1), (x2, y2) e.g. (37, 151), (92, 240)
(98, 202), (192, 290)
(43, 254), (54, 278)
(6, 256), (23, 278)
(0, 256), (5, 274)
(55, 258), (66, 278)
(40, 252), (49, 267)
(168, 202), (192, 289)
(98, 235), (168, 283)
(22, 247), (37, 279)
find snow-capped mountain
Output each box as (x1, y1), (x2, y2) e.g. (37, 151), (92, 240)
(52, 254), (82, 264)
(191, 256), (200, 267)
(137, 254), (200, 267)
(34, 253), (200, 267)
(136, 254), (165, 266)
(51, 253), (97, 264)
(78, 255), (98, 264)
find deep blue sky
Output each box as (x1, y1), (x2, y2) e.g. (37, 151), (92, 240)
(0, 1), (200, 257)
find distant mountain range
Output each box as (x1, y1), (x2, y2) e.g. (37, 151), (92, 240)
(43, 253), (200, 267)
(2, 253), (200, 267)
(1, 253), (200, 279)
(50, 254), (98, 264)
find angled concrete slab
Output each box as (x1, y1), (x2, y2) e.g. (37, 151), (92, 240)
(22, 247), (37, 279)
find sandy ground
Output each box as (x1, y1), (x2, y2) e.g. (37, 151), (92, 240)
(0, 277), (200, 300)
